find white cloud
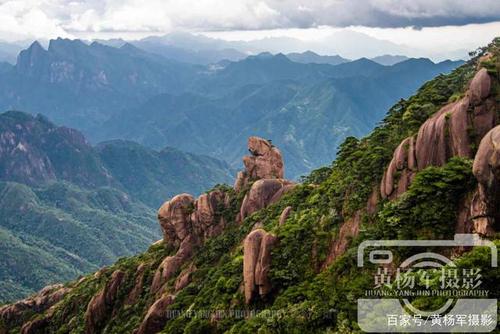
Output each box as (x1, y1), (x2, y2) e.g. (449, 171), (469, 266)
(0, 0), (498, 60)
(2, 0), (500, 41)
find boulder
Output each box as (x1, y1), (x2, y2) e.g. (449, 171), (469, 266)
(239, 179), (295, 221)
(471, 125), (500, 235)
(243, 229), (277, 304)
(380, 137), (416, 198)
(158, 194), (195, 247)
(136, 294), (175, 334)
(155, 189), (229, 293)
(470, 68), (491, 104)
(235, 137), (284, 192)
(85, 270), (125, 334)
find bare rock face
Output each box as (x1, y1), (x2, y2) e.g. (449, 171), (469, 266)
(0, 284), (69, 330)
(470, 125), (500, 235)
(125, 264), (146, 305)
(136, 294), (175, 334)
(323, 211), (361, 268)
(154, 189), (228, 294)
(150, 236), (195, 294)
(158, 193), (195, 247)
(85, 270), (125, 334)
(380, 137), (416, 199)
(243, 229), (278, 304)
(239, 179), (295, 221)
(234, 137), (284, 192)
(174, 264), (196, 292)
(279, 206), (293, 226)
(381, 67), (496, 199)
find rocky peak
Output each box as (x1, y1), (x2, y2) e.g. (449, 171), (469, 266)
(0, 111), (114, 188)
(234, 136), (284, 192)
(15, 41), (49, 77)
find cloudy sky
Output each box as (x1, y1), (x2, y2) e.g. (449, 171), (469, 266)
(1, 0), (500, 59)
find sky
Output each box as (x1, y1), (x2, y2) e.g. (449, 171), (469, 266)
(1, 0), (500, 59)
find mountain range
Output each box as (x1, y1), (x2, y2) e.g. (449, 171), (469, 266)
(0, 38), (463, 178)
(0, 110), (233, 302)
(1, 37), (497, 334)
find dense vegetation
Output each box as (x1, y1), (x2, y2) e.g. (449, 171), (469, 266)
(0, 111), (233, 302)
(2, 39), (499, 333)
(0, 38), (462, 177)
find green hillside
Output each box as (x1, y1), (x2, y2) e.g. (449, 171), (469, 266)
(2, 38), (497, 334)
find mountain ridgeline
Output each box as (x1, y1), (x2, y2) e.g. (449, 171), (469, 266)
(0, 111), (234, 302)
(1, 39), (498, 334)
(0, 38), (463, 178)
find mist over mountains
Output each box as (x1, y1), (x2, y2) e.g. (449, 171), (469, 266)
(0, 35), (463, 178)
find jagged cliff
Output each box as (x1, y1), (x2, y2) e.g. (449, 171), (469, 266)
(1, 39), (499, 334)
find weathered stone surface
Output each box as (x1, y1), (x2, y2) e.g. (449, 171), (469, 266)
(381, 137), (416, 199)
(0, 284), (69, 330)
(470, 68), (491, 104)
(125, 264), (146, 305)
(136, 294), (175, 334)
(85, 270), (125, 334)
(192, 190), (227, 239)
(323, 211), (361, 268)
(243, 229), (277, 304)
(158, 193), (195, 246)
(151, 236), (194, 294)
(381, 67), (496, 199)
(155, 189), (229, 293)
(471, 125), (500, 235)
(174, 264), (196, 292)
(239, 179), (295, 221)
(415, 105), (451, 171)
(279, 206), (292, 226)
(235, 137), (284, 192)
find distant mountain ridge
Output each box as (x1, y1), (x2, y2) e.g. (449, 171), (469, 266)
(0, 38), (464, 178)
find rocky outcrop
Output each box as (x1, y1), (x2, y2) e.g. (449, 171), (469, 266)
(85, 270), (125, 334)
(153, 189), (229, 294)
(125, 264), (146, 305)
(323, 211), (361, 267)
(0, 284), (69, 330)
(150, 236), (195, 294)
(234, 137), (284, 192)
(239, 179), (295, 221)
(380, 136), (417, 199)
(470, 125), (500, 235)
(279, 206), (293, 226)
(381, 68), (496, 199)
(243, 229), (278, 304)
(136, 294), (175, 334)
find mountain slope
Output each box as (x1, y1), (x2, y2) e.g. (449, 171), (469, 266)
(2, 38), (497, 334)
(0, 39), (463, 179)
(96, 140), (235, 208)
(104, 55), (463, 178)
(0, 39), (197, 135)
(0, 111), (234, 302)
